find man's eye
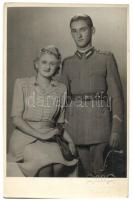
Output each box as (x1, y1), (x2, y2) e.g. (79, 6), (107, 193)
(42, 61), (47, 64)
(71, 29), (77, 33)
(81, 27), (87, 31)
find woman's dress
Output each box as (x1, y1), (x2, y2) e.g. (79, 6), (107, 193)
(7, 77), (78, 177)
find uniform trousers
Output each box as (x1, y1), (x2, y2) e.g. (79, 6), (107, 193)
(77, 142), (107, 177)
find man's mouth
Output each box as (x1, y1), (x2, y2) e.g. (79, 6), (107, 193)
(78, 39), (84, 42)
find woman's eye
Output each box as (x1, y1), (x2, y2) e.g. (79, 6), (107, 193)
(50, 62), (57, 66)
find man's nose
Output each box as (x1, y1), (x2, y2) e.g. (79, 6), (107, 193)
(77, 31), (82, 38)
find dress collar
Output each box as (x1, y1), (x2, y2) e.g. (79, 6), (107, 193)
(75, 46), (94, 59)
(34, 77), (57, 87)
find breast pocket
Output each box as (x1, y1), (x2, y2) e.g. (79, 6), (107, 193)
(70, 72), (80, 81)
(69, 73), (80, 91)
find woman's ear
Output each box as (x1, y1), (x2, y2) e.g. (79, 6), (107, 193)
(53, 66), (60, 77)
(55, 66), (60, 75)
(33, 57), (40, 72)
(34, 60), (38, 72)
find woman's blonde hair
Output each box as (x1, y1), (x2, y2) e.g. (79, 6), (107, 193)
(34, 45), (61, 73)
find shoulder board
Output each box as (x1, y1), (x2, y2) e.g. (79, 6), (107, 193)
(63, 55), (75, 63)
(95, 49), (112, 55)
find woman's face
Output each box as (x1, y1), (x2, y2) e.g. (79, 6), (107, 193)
(36, 53), (59, 78)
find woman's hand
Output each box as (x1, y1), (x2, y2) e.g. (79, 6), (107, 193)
(109, 132), (120, 148)
(38, 128), (59, 140)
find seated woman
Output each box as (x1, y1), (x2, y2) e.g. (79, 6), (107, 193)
(7, 45), (78, 177)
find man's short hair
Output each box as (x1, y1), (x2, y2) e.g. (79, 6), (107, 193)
(70, 14), (93, 28)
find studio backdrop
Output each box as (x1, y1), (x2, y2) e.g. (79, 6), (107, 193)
(7, 6), (127, 152)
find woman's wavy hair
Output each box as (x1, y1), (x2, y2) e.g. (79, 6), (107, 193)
(33, 45), (61, 75)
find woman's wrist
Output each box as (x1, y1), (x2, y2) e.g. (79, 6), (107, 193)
(38, 128), (59, 140)
(56, 123), (65, 134)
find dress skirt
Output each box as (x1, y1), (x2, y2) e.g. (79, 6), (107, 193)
(7, 129), (78, 177)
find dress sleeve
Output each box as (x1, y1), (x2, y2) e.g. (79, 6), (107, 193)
(56, 86), (67, 124)
(11, 78), (25, 117)
(106, 53), (124, 134)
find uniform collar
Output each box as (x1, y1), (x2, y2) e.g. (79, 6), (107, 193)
(75, 46), (94, 59)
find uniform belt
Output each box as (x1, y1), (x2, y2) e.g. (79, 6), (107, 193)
(71, 92), (108, 101)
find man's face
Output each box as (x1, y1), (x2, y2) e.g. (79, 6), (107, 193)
(70, 19), (92, 48)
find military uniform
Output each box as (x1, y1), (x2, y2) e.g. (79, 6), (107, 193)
(60, 47), (124, 176)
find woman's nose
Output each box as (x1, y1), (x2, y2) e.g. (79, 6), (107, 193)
(44, 64), (50, 70)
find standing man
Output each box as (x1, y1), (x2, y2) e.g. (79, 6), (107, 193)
(60, 14), (124, 177)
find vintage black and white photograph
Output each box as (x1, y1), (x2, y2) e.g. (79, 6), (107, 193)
(5, 3), (128, 183)
(4, 3), (129, 197)
(3, 3), (129, 198)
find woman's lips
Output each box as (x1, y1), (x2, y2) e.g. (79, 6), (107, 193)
(43, 70), (50, 73)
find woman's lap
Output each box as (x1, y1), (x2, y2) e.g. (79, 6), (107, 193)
(7, 140), (78, 177)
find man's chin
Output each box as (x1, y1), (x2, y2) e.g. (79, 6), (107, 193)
(76, 43), (88, 48)
(42, 74), (53, 78)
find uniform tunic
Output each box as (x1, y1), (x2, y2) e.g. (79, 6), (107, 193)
(61, 47), (124, 145)
(8, 76), (77, 177)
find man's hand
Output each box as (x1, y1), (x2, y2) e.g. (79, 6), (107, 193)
(63, 130), (77, 156)
(109, 132), (120, 148)
(68, 142), (76, 155)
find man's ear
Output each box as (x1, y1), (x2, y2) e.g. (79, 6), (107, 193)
(91, 26), (96, 34)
